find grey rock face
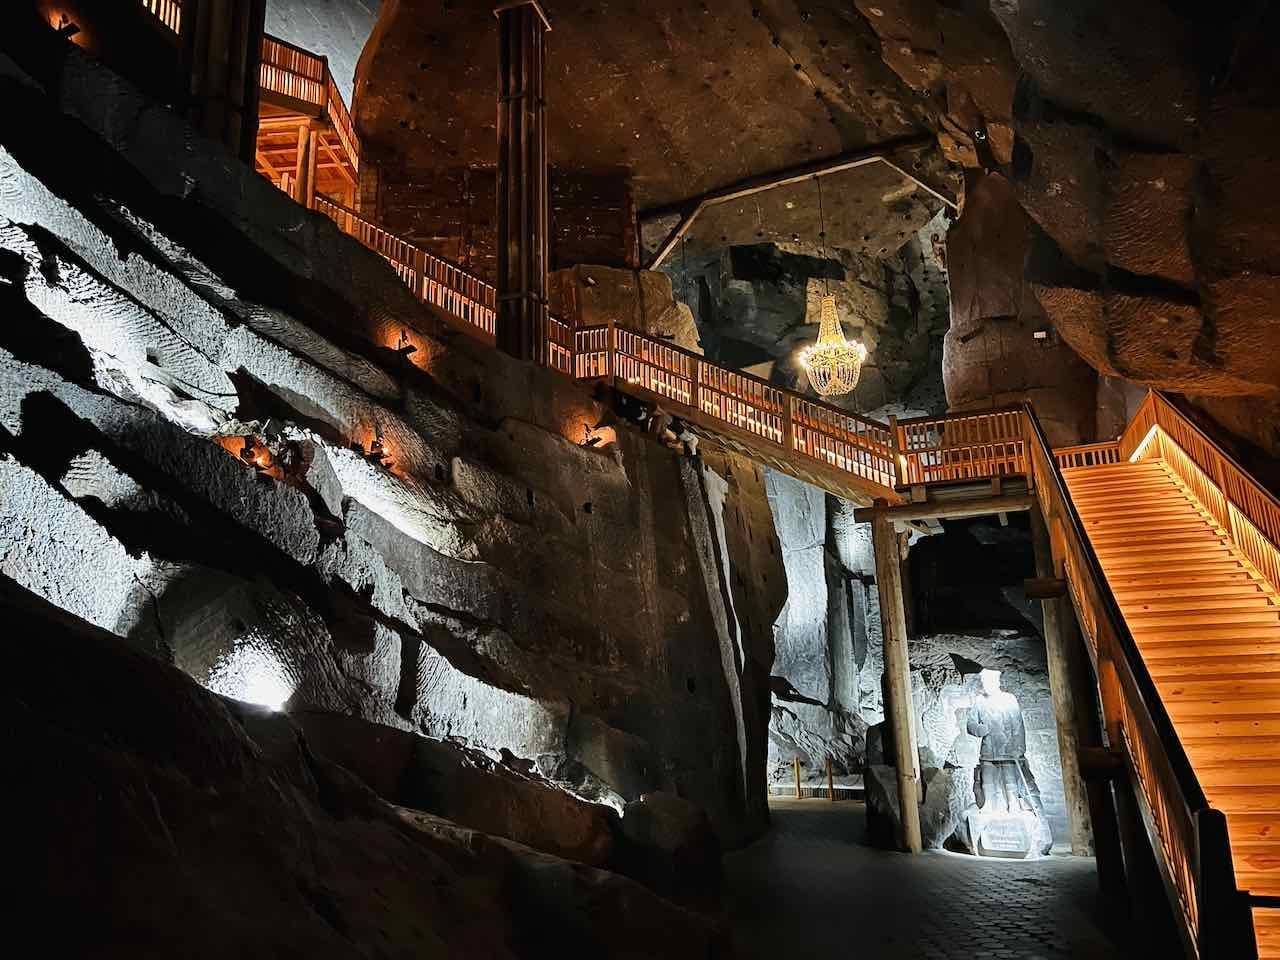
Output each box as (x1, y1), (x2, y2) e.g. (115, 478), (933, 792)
(3, 582), (730, 959)
(764, 470), (884, 787)
(0, 38), (785, 849)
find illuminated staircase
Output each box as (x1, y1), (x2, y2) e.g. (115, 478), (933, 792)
(1063, 444), (1280, 957)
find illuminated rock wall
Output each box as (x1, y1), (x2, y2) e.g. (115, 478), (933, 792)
(0, 29), (783, 847)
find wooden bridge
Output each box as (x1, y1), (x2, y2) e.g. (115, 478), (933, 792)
(126, 6), (1280, 956)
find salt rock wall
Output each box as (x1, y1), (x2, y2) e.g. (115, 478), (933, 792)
(549, 264), (702, 355)
(861, 1), (1280, 449)
(0, 34), (784, 846)
(764, 470), (885, 785)
(944, 171), (1098, 446)
(4, 582), (729, 959)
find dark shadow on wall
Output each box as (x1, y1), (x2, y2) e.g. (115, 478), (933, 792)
(908, 515), (1042, 636)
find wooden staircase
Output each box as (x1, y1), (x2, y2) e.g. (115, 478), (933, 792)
(1064, 458), (1280, 957)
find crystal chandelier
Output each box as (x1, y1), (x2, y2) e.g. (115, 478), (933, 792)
(802, 294), (868, 397)
(800, 175), (867, 399)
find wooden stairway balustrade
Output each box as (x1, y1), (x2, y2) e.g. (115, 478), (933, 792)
(1043, 393), (1280, 959)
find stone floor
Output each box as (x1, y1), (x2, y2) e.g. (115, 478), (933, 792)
(724, 798), (1124, 960)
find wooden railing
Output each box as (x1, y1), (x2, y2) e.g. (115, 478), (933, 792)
(312, 197), (1040, 499)
(260, 34), (327, 107)
(141, 0), (182, 34)
(572, 323), (898, 489)
(894, 408), (1027, 486)
(1023, 403), (1255, 958)
(1123, 391), (1280, 598)
(258, 35), (360, 174)
(1055, 440), (1121, 469)
(314, 196), (497, 335)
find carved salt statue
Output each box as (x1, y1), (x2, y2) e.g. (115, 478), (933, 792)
(961, 669), (1053, 858)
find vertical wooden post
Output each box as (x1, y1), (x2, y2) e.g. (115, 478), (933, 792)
(304, 127), (319, 210)
(1112, 770), (1185, 956)
(1056, 586), (1130, 927)
(1196, 808), (1258, 959)
(690, 361), (702, 415)
(826, 755), (835, 802)
(495, 1), (551, 364)
(292, 120), (309, 205)
(782, 394), (795, 452)
(888, 415), (904, 488)
(794, 756), (802, 799)
(1030, 505), (1094, 856)
(180, 0), (267, 165)
(871, 511), (923, 853)
(606, 318), (617, 382)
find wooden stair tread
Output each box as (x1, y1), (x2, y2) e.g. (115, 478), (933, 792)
(1064, 456), (1280, 955)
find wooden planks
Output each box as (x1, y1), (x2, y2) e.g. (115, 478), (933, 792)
(1066, 459), (1280, 952)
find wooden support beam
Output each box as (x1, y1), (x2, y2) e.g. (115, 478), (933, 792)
(1030, 505), (1094, 857)
(853, 492), (1036, 525)
(304, 128), (319, 209)
(1079, 746), (1124, 781)
(1023, 575), (1068, 599)
(292, 120), (309, 206)
(318, 136), (356, 185)
(255, 149), (280, 179)
(495, 1), (551, 363)
(180, 0), (267, 165)
(871, 513), (923, 854)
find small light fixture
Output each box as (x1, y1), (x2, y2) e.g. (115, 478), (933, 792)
(56, 14), (81, 38)
(361, 429), (393, 470)
(395, 330), (417, 357)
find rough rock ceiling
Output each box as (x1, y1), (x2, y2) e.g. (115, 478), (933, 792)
(354, 0), (961, 213)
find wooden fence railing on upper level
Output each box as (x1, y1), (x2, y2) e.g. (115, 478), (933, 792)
(259, 34), (360, 174)
(312, 199), (1032, 498)
(314, 196), (495, 334)
(894, 408), (1027, 486)
(1023, 404), (1254, 959)
(132, 7), (360, 176)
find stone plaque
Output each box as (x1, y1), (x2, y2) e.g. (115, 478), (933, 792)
(976, 813), (1033, 858)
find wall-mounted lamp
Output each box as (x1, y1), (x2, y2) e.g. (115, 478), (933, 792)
(56, 14), (81, 38)
(395, 330), (417, 357)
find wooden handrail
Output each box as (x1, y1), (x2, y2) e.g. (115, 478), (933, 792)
(1022, 403), (1252, 958)
(896, 407), (1028, 487)
(313, 194), (1046, 501)
(1054, 440), (1121, 469)
(141, 0), (183, 34)
(1133, 391), (1280, 598)
(314, 195), (496, 335)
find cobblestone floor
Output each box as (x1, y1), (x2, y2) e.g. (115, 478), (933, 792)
(724, 799), (1125, 960)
